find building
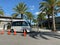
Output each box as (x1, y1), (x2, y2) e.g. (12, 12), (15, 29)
(0, 16), (22, 30)
(38, 16), (60, 30)
(55, 17), (60, 30)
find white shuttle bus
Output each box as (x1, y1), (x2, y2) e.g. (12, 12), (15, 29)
(4, 20), (31, 32)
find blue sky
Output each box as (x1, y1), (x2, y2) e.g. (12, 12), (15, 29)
(0, 0), (60, 16)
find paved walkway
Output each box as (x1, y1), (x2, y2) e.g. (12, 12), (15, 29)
(0, 32), (60, 45)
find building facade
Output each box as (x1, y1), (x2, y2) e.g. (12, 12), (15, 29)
(38, 17), (60, 30)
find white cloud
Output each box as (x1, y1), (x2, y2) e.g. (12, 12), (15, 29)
(35, 12), (40, 15)
(34, 11), (46, 15)
(29, 5), (35, 11)
(4, 13), (11, 17)
(30, 8), (34, 10)
(43, 12), (46, 13)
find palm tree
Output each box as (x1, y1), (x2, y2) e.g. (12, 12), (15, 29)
(37, 13), (46, 28)
(0, 8), (4, 16)
(11, 13), (18, 18)
(46, 8), (52, 29)
(39, 0), (60, 31)
(25, 12), (34, 25)
(39, 4), (52, 28)
(33, 19), (37, 24)
(13, 2), (28, 19)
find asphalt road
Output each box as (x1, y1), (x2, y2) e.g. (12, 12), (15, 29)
(0, 31), (60, 45)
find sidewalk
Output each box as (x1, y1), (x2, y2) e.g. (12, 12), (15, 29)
(39, 29), (51, 32)
(39, 28), (60, 34)
(32, 28), (60, 34)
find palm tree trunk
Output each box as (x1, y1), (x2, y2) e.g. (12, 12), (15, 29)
(21, 14), (23, 19)
(52, 9), (56, 32)
(30, 19), (31, 26)
(40, 18), (43, 28)
(41, 22), (43, 28)
(48, 15), (50, 29)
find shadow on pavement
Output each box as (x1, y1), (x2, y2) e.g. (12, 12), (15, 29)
(27, 31), (49, 40)
(11, 30), (60, 40)
(42, 32), (60, 39)
(27, 31), (60, 40)
(28, 31), (39, 39)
